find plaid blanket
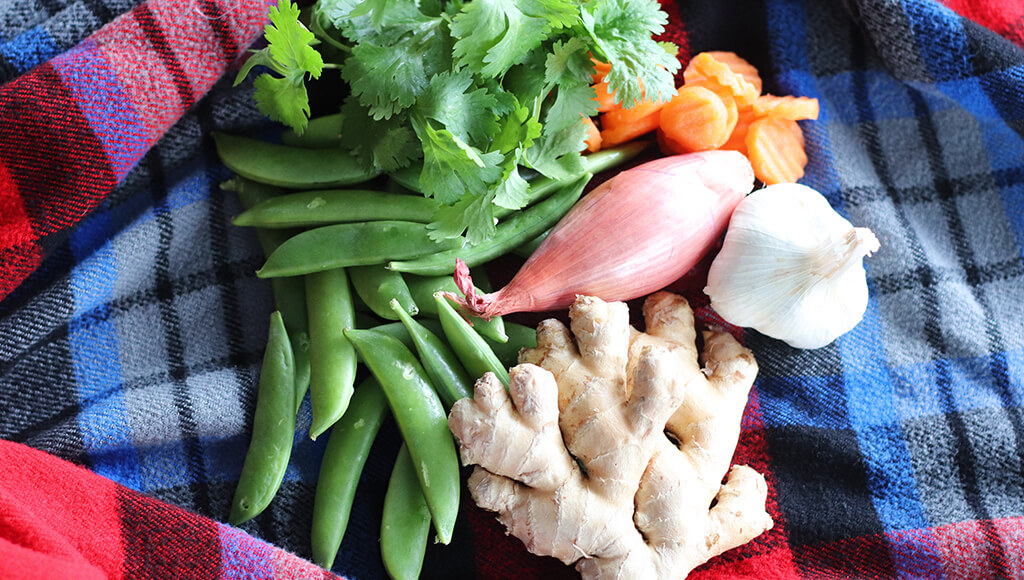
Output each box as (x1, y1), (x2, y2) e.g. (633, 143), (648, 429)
(1, 0), (1023, 578)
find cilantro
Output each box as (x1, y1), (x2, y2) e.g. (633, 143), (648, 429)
(237, 0), (678, 243)
(235, 1), (323, 134)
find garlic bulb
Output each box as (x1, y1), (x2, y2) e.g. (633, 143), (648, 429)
(704, 182), (880, 349)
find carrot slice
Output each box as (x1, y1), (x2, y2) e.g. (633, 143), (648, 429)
(592, 81), (620, 113)
(582, 116), (602, 153)
(685, 52), (760, 107)
(686, 79), (739, 137)
(746, 116), (808, 184)
(591, 58), (612, 83)
(719, 106), (760, 156)
(658, 84), (732, 152)
(753, 94), (820, 121)
(600, 97), (665, 130)
(656, 128), (688, 156)
(599, 107), (662, 148)
(685, 51), (763, 95)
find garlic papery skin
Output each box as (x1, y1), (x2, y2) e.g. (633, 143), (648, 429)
(703, 182), (880, 349)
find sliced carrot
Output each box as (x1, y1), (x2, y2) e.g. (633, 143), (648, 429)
(658, 84), (733, 152)
(592, 81), (620, 113)
(685, 51), (763, 95)
(686, 79), (739, 137)
(753, 94), (820, 121)
(600, 108), (661, 148)
(656, 128), (688, 156)
(719, 106), (760, 156)
(600, 97), (665, 130)
(685, 52), (760, 107)
(582, 116), (602, 153)
(591, 58), (612, 83)
(746, 116), (808, 184)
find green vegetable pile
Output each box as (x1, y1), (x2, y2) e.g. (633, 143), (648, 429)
(221, 0), (680, 577)
(240, 0), (678, 244)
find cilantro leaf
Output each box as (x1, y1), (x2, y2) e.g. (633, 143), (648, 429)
(492, 164), (530, 210)
(543, 37), (599, 132)
(525, 119), (588, 180)
(236, 1), (323, 133)
(415, 70), (500, 146)
(340, 96), (421, 171)
(450, 0), (550, 77)
(413, 116), (503, 205)
(428, 192), (496, 244)
(582, 0), (679, 106)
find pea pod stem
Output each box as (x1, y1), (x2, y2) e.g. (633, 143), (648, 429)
(404, 273), (507, 343)
(311, 377), (389, 569)
(258, 221), (464, 278)
(387, 174), (589, 277)
(214, 132), (380, 188)
(343, 328), (460, 544)
(380, 443), (432, 580)
(390, 299), (473, 409)
(306, 268), (357, 440)
(350, 265), (419, 321)
(434, 292), (509, 385)
(232, 189), (440, 229)
(229, 311), (296, 525)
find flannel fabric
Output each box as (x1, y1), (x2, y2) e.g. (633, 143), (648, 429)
(1, 0), (1023, 579)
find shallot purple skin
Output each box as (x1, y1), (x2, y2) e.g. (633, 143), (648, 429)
(453, 150), (756, 319)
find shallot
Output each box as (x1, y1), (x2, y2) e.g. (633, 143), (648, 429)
(451, 150), (755, 318)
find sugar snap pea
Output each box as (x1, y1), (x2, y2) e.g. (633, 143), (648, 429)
(213, 132), (380, 188)
(231, 189), (440, 229)
(380, 443), (431, 580)
(311, 377), (389, 569)
(387, 173), (589, 276)
(229, 311), (295, 525)
(343, 328), (460, 544)
(363, 320), (445, 351)
(434, 292), (509, 385)
(306, 268), (357, 440)
(226, 177), (312, 413)
(280, 112), (343, 148)
(257, 221), (465, 278)
(391, 299), (473, 409)
(350, 265), (419, 321)
(404, 273), (507, 344)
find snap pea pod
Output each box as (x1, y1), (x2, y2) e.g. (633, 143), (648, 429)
(513, 228), (549, 258)
(311, 377), (389, 570)
(231, 189), (440, 229)
(387, 173), (589, 276)
(213, 132), (380, 188)
(258, 221), (465, 278)
(306, 268), (357, 440)
(343, 328), (460, 544)
(362, 320), (445, 352)
(229, 311), (295, 525)
(280, 112), (343, 148)
(380, 443), (431, 580)
(484, 321), (538, 370)
(391, 299), (473, 409)
(404, 273), (507, 344)
(226, 177), (312, 413)
(434, 292), (509, 385)
(349, 265), (419, 321)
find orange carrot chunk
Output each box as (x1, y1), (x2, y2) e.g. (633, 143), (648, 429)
(600, 97), (665, 129)
(599, 107), (662, 148)
(592, 81), (620, 113)
(685, 52), (760, 107)
(685, 51), (763, 95)
(591, 58), (612, 83)
(582, 116), (602, 153)
(686, 79), (739, 136)
(656, 128), (688, 156)
(753, 94), (820, 121)
(658, 85), (732, 152)
(719, 106), (760, 156)
(746, 116), (808, 184)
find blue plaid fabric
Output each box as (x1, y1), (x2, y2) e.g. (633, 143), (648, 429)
(2, 0), (1024, 578)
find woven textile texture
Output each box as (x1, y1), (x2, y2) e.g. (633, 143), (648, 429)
(2, 0), (1024, 578)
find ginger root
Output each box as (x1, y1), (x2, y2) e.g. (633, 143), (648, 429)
(448, 291), (773, 579)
